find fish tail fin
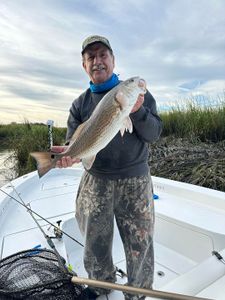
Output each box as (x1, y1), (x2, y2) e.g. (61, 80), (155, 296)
(30, 151), (56, 178)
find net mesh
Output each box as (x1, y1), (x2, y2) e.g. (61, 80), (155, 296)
(0, 248), (87, 299)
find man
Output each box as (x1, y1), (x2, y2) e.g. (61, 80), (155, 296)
(53, 35), (162, 300)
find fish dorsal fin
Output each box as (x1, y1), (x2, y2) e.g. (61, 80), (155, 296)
(70, 121), (88, 143)
(82, 155), (96, 170)
(120, 116), (133, 136)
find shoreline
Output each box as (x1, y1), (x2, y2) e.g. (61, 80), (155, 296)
(1, 137), (224, 192)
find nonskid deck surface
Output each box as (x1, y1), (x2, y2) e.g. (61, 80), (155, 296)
(62, 217), (196, 289)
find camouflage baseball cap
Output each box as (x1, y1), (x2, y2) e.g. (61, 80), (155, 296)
(81, 35), (113, 54)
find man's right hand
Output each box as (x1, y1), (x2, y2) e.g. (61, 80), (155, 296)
(51, 146), (81, 168)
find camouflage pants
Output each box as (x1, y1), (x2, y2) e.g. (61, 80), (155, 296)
(75, 171), (155, 300)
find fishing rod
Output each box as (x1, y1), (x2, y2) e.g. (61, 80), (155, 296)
(0, 185), (127, 277)
(10, 185), (70, 273)
(0, 187), (84, 248)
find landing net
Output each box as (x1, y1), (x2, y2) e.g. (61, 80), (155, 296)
(0, 248), (87, 299)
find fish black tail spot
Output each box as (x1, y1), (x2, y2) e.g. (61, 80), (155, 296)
(30, 152), (56, 178)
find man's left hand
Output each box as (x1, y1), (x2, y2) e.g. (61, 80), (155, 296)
(131, 94), (145, 113)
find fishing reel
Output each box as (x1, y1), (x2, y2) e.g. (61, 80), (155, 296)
(53, 220), (63, 239)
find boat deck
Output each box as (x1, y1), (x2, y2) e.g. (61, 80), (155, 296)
(1, 168), (225, 299)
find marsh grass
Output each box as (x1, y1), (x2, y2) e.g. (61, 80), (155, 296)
(0, 122), (66, 176)
(160, 97), (225, 142)
(151, 97), (225, 191)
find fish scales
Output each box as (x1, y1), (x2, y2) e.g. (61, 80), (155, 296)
(67, 99), (120, 157)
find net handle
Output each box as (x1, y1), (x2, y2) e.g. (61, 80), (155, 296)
(71, 276), (211, 300)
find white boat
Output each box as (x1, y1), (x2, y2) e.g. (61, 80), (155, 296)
(0, 167), (225, 299)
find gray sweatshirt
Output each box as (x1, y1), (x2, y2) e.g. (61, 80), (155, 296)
(66, 88), (162, 179)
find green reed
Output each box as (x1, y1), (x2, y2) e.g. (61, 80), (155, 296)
(160, 98), (225, 142)
(0, 122), (66, 176)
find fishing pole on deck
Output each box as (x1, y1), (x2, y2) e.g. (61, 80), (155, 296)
(0, 187), (84, 248)
(12, 185), (69, 273)
(0, 186), (127, 276)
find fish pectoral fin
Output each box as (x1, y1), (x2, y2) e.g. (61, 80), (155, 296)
(120, 117), (133, 136)
(115, 91), (128, 109)
(82, 155), (96, 170)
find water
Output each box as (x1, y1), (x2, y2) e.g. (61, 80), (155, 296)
(0, 150), (16, 187)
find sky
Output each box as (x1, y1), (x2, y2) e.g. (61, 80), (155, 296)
(0, 0), (225, 127)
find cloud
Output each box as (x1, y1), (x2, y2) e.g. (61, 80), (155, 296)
(178, 80), (206, 92)
(0, 0), (225, 125)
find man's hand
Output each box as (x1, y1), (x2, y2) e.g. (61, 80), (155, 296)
(51, 146), (81, 168)
(131, 94), (145, 113)
(131, 79), (146, 113)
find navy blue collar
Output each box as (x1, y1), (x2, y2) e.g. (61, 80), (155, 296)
(90, 73), (120, 93)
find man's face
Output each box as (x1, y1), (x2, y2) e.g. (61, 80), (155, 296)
(82, 43), (115, 84)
